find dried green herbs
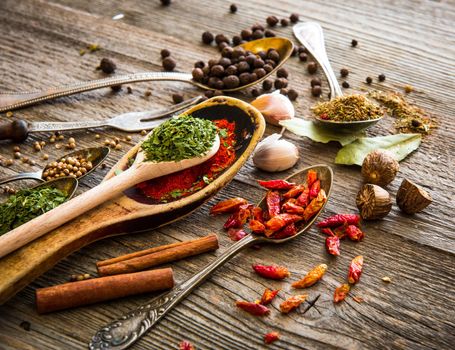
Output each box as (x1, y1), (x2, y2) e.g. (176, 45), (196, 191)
(312, 94), (383, 122)
(369, 90), (432, 134)
(0, 187), (68, 235)
(141, 115), (217, 162)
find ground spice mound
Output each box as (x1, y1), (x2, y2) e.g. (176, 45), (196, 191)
(136, 119), (236, 202)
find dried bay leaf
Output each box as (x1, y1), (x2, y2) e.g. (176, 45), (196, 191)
(280, 119), (364, 146)
(335, 134), (422, 165)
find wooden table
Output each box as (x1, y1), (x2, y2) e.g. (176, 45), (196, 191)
(0, 0), (454, 349)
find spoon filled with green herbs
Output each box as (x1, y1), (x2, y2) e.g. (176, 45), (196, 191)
(0, 115), (220, 258)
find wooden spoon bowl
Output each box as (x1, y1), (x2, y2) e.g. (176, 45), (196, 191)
(0, 96), (265, 304)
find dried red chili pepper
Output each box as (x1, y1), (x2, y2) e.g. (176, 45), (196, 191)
(266, 191), (281, 217)
(223, 204), (252, 229)
(321, 227), (335, 236)
(296, 187), (310, 207)
(251, 206), (264, 223)
(309, 179), (321, 199)
(279, 294), (307, 313)
(265, 213), (302, 232)
(264, 331), (280, 344)
(260, 288), (280, 305)
(271, 223), (297, 239)
(283, 184), (306, 199)
(258, 179), (295, 190)
(303, 189), (327, 221)
(306, 170), (318, 187)
(345, 225), (365, 241)
(236, 301), (270, 316)
(333, 224), (348, 239)
(326, 235), (340, 256)
(317, 214), (360, 228)
(348, 255), (364, 284)
(179, 340), (195, 350)
(249, 219), (266, 233)
(292, 264), (327, 288)
(210, 197), (248, 215)
(252, 264), (290, 280)
(334, 283), (350, 303)
(282, 200), (305, 214)
(227, 228), (248, 241)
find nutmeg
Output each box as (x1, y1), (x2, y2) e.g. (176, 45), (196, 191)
(396, 179), (432, 214)
(356, 184), (392, 220)
(361, 150), (399, 186)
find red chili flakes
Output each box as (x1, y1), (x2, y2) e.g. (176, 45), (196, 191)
(258, 179), (295, 190)
(249, 219), (266, 233)
(252, 264), (290, 280)
(325, 235), (341, 256)
(265, 213), (302, 232)
(260, 288), (280, 305)
(317, 214), (360, 228)
(348, 255), (364, 284)
(345, 225), (365, 241)
(236, 301), (270, 316)
(334, 284), (350, 303)
(264, 331), (280, 344)
(353, 296), (364, 303)
(270, 222), (297, 239)
(292, 264), (327, 288)
(179, 340), (195, 350)
(266, 191), (281, 217)
(227, 228), (248, 241)
(280, 294), (308, 313)
(303, 189), (327, 221)
(210, 197), (248, 215)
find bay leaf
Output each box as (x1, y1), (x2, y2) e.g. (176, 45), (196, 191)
(335, 133), (422, 165)
(280, 118), (364, 146)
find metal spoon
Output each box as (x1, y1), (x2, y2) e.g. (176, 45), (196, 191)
(32, 176), (78, 201)
(293, 22), (383, 133)
(89, 164), (333, 350)
(0, 146), (110, 185)
(0, 38), (294, 112)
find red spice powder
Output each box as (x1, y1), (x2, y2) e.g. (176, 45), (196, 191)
(136, 119), (236, 202)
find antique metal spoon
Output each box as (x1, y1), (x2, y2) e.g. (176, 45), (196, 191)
(32, 176), (78, 201)
(0, 37), (294, 112)
(293, 22), (383, 133)
(0, 146), (110, 185)
(89, 164), (333, 350)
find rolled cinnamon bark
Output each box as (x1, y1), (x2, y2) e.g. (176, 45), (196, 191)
(97, 234), (219, 276)
(36, 268), (174, 314)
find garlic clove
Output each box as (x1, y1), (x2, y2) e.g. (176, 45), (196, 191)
(253, 134), (299, 172)
(251, 92), (295, 126)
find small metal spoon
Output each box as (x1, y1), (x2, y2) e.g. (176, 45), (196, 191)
(89, 164), (333, 350)
(32, 176), (78, 201)
(0, 146), (110, 185)
(293, 22), (383, 133)
(0, 37), (294, 112)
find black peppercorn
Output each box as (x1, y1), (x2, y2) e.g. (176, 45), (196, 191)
(254, 68), (266, 78)
(162, 57), (176, 71)
(291, 47), (298, 57)
(311, 85), (322, 97)
(298, 46), (307, 54)
(232, 47), (246, 58)
(111, 84), (122, 92)
(251, 88), (261, 97)
(215, 34), (229, 45)
(99, 58), (116, 74)
(250, 72), (258, 82)
(218, 42), (229, 51)
(208, 77), (224, 89)
(160, 49), (171, 59)
(237, 61), (250, 73)
(194, 60), (205, 69)
(223, 75), (240, 89)
(219, 57), (231, 67)
(280, 18), (289, 27)
(225, 65), (238, 75)
(307, 62), (318, 74)
(366, 76), (373, 84)
(340, 68), (349, 77)
(351, 39), (358, 47)
(288, 89), (299, 101)
(251, 23), (265, 32)
(205, 90), (215, 98)
(266, 16), (279, 27)
(262, 79), (273, 91)
(232, 35), (242, 46)
(311, 77), (321, 87)
(211, 65), (225, 77)
(192, 68), (204, 82)
(378, 73), (386, 82)
(342, 81), (350, 88)
(202, 31), (214, 44)
(265, 59), (276, 68)
(230, 4), (237, 13)
(239, 72), (251, 85)
(160, 0), (171, 5)
(264, 30), (276, 37)
(411, 119), (422, 128)
(267, 50), (280, 63)
(221, 46), (233, 58)
(241, 29), (252, 40)
(253, 58), (265, 68)
(263, 64), (273, 73)
(280, 88), (289, 95)
(213, 90), (223, 96)
(274, 78), (288, 89)
(290, 13), (299, 23)
(172, 93), (184, 104)
(299, 52), (308, 62)
(276, 67), (289, 78)
(252, 30), (264, 40)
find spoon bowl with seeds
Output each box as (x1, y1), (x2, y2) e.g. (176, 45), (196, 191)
(0, 146), (110, 185)
(0, 38), (294, 112)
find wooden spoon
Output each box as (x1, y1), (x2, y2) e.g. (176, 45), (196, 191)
(0, 132), (220, 258)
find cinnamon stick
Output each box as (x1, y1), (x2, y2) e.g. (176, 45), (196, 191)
(97, 234), (219, 276)
(36, 268), (174, 314)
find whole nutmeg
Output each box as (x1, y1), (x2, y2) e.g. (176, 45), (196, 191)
(396, 179), (432, 214)
(361, 150), (399, 186)
(356, 184), (392, 220)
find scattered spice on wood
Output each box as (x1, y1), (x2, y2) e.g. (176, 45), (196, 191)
(253, 264), (290, 280)
(36, 268), (174, 313)
(340, 68), (349, 77)
(179, 340), (195, 350)
(260, 288), (280, 305)
(162, 56), (176, 71)
(353, 296), (364, 303)
(378, 73), (386, 82)
(290, 13), (299, 23)
(43, 154), (93, 181)
(311, 85), (322, 97)
(280, 294), (307, 313)
(348, 255), (364, 284)
(342, 81), (350, 88)
(160, 49), (171, 58)
(334, 283), (350, 303)
(366, 76), (373, 84)
(264, 331), (280, 344)
(20, 321), (31, 331)
(307, 62), (318, 74)
(382, 276), (392, 283)
(236, 301), (270, 316)
(98, 58), (116, 74)
(229, 3), (237, 13)
(292, 264), (327, 288)
(351, 39), (358, 47)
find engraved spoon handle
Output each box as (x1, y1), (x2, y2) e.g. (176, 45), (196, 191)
(0, 72), (194, 112)
(89, 234), (258, 350)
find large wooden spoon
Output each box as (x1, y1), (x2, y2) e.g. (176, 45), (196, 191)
(0, 132), (220, 258)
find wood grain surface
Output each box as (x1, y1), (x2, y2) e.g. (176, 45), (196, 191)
(0, 0), (454, 349)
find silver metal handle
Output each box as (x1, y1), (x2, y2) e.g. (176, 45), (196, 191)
(89, 234), (258, 350)
(30, 120), (106, 133)
(0, 172), (43, 185)
(0, 72), (194, 112)
(293, 22), (343, 98)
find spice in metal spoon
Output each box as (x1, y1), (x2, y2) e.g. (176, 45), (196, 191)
(0, 187), (68, 235)
(141, 115), (217, 162)
(312, 94), (383, 122)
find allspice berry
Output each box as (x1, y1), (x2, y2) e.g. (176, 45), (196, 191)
(361, 150), (399, 186)
(356, 184), (392, 220)
(396, 179), (432, 214)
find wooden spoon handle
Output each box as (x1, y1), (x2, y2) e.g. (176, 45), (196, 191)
(0, 168), (142, 258)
